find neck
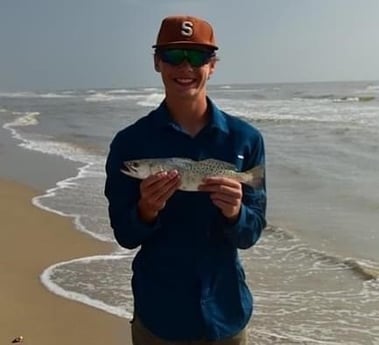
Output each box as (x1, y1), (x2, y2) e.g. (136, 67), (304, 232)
(165, 95), (209, 137)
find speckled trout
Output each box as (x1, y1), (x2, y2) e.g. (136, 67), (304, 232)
(121, 157), (264, 191)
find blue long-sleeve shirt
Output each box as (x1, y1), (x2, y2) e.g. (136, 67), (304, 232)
(104, 98), (267, 341)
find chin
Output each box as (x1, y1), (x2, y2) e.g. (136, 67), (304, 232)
(177, 91), (200, 99)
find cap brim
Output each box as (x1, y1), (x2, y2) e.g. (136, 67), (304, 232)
(152, 41), (218, 50)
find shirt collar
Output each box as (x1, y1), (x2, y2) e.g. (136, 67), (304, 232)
(153, 97), (229, 135)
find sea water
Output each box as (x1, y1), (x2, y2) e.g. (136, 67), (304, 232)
(1, 81), (379, 344)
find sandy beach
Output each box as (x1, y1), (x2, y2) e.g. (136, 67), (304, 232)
(0, 178), (131, 345)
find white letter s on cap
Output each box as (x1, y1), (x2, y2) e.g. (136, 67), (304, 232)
(181, 21), (193, 37)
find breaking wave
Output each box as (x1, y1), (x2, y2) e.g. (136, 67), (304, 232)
(297, 95), (376, 102)
(265, 226), (379, 281)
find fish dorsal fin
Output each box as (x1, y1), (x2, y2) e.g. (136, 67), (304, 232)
(198, 158), (236, 170)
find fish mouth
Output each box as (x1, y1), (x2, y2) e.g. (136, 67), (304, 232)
(124, 162), (139, 173)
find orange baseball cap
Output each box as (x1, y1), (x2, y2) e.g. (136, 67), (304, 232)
(152, 15), (218, 50)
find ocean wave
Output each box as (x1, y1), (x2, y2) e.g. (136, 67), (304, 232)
(136, 93), (164, 107)
(4, 127), (112, 243)
(84, 93), (126, 102)
(215, 98), (378, 126)
(40, 255), (133, 320)
(343, 258), (379, 281)
(40, 93), (76, 98)
(12, 132), (97, 163)
(240, 113), (346, 124)
(266, 226), (379, 281)
(366, 85), (379, 91)
(295, 94), (334, 100)
(333, 96), (376, 103)
(106, 89), (135, 94)
(297, 94), (376, 102)
(2, 112), (40, 141)
(210, 88), (266, 95)
(38, 222), (379, 345)
(0, 91), (38, 98)
(84, 91), (164, 105)
(84, 92), (149, 102)
(142, 87), (161, 92)
(253, 329), (343, 345)
(0, 91), (75, 98)
(2, 109), (113, 243)
(32, 166), (111, 243)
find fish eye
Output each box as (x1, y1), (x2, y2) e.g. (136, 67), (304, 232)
(132, 162), (139, 167)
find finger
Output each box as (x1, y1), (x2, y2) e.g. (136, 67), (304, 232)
(200, 184), (242, 198)
(155, 179), (181, 204)
(211, 198), (230, 210)
(211, 198), (238, 217)
(149, 175), (181, 203)
(211, 197), (240, 212)
(141, 171), (169, 189)
(149, 184), (180, 211)
(141, 170), (179, 195)
(210, 192), (240, 206)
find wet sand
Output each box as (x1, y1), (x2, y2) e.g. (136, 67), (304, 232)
(0, 178), (131, 345)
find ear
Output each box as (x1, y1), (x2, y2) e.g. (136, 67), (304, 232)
(207, 58), (217, 78)
(154, 54), (160, 72)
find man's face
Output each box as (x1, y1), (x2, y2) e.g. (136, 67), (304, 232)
(154, 46), (216, 100)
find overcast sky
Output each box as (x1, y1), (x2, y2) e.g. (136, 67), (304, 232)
(1, 0), (379, 91)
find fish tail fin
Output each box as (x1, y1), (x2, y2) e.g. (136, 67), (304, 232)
(242, 165), (265, 188)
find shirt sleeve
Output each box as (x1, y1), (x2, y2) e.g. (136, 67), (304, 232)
(221, 131), (267, 249)
(104, 133), (161, 249)
(222, 185), (267, 249)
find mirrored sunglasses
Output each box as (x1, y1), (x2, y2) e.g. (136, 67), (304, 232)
(157, 49), (215, 67)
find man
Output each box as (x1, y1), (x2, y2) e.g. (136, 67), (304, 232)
(104, 15), (267, 345)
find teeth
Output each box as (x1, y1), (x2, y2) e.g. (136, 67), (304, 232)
(176, 78), (194, 84)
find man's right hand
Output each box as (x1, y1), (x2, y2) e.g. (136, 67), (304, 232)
(137, 170), (181, 223)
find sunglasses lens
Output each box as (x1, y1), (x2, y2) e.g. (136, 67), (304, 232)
(160, 50), (185, 65)
(187, 50), (210, 67)
(159, 49), (213, 67)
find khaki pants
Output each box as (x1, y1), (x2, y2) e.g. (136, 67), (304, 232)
(131, 316), (247, 345)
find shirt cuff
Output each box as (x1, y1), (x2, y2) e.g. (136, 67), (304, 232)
(130, 204), (161, 236)
(222, 204), (247, 234)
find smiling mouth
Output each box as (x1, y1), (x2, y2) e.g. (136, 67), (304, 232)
(174, 78), (196, 86)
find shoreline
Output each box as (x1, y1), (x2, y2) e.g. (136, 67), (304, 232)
(0, 178), (131, 345)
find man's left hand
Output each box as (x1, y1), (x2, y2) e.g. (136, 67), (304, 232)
(198, 177), (242, 222)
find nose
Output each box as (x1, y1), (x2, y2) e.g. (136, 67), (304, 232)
(176, 59), (194, 70)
